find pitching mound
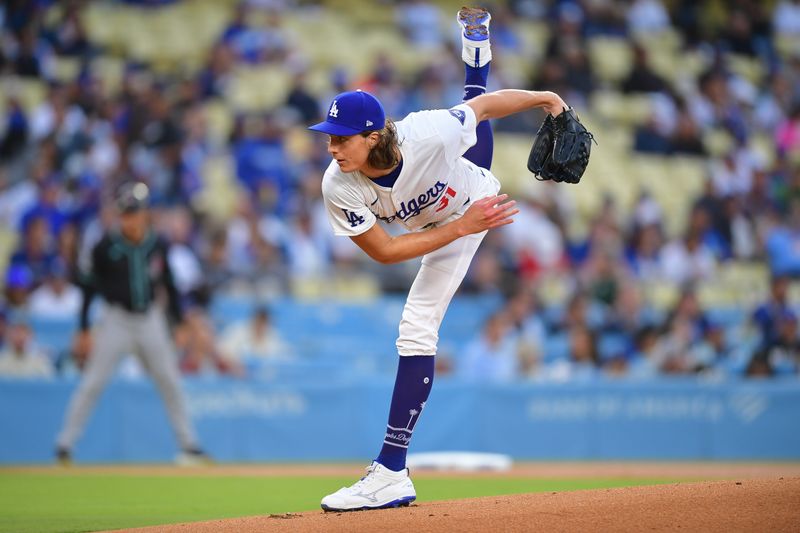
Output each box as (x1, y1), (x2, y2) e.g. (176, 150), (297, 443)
(120, 477), (799, 533)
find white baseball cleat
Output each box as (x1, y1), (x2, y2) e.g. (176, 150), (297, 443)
(457, 6), (491, 40)
(457, 6), (492, 68)
(321, 462), (417, 512)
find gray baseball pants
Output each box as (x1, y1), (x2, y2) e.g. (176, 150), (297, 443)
(56, 305), (198, 451)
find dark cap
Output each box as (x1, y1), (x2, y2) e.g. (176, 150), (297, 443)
(116, 182), (150, 212)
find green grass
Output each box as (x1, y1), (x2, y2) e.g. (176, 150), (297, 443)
(0, 472), (678, 533)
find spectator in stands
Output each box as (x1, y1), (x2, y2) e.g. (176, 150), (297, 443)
(752, 312), (800, 376)
(501, 193), (564, 279)
(483, 4), (521, 52)
(745, 353), (774, 378)
(633, 187), (663, 228)
(545, 324), (600, 382)
(651, 315), (695, 375)
(56, 220), (80, 274)
(544, 3), (585, 66)
(232, 113), (294, 215)
(20, 177), (67, 242)
(163, 207), (207, 306)
(551, 291), (605, 334)
(626, 223), (665, 281)
(721, 195), (758, 260)
(568, 325), (600, 371)
(582, 0), (626, 37)
(754, 71), (795, 133)
(403, 65), (460, 118)
(773, 0), (800, 37)
(280, 207), (333, 279)
(668, 98), (706, 155)
(176, 308), (242, 377)
(199, 227), (234, 294)
(178, 105), (210, 204)
(775, 104), (800, 159)
(606, 282), (652, 337)
(10, 215), (57, 286)
(196, 43), (235, 99)
(766, 199), (800, 277)
(753, 275), (795, 348)
(0, 98), (29, 163)
(218, 306), (290, 362)
(395, 0), (443, 49)
(28, 259), (81, 318)
(504, 290), (545, 371)
(626, 0), (670, 36)
(0, 168), (37, 229)
(461, 236), (506, 294)
(220, 2), (288, 64)
(531, 57), (571, 106)
(0, 321), (53, 378)
(621, 44), (669, 94)
(660, 229), (717, 285)
(745, 167), (778, 220)
(54, 329), (91, 377)
(686, 321), (729, 374)
(693, 66), (750, 142)
(685, 204), (730, 260)
(561, 41), (595, 103)
(46, 1), (91, 57)
(666, 288), (709, 342)
(4, 264), (33, 312)
(12, 25), (52, 79)
(460, 312), (520, 383)
(627, 325), (661, 379)
(358, 52), (406, 119)
(224, 196), (282, 281)
(720, 8), (759, 57)
(286, 71), (321, 125)
(580, 249), (627, 307)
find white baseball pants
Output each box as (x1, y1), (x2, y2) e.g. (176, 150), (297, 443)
(396, 171), (500, 356)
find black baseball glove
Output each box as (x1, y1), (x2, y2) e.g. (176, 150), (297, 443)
(527, 108), (594, 184)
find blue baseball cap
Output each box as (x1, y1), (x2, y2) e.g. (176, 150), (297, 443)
(309, 90), (385, 136)
(5, 264), (33, 289)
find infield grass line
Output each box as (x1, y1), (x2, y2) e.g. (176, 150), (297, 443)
(0, 472), (682, 533)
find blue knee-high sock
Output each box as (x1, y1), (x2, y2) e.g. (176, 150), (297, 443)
(375, 355), (435, 472)
(463, 62), (494, 170)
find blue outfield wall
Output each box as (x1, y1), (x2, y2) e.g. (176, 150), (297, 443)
(1, 378), (799, 463)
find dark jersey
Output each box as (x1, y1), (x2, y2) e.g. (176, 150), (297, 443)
(79, 230), (183, 329)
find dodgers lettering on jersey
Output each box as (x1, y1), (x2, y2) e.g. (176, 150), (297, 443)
(396, 181), (447, 221)
(322, 103), (501, 237)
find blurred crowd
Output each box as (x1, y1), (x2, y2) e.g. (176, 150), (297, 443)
(0, 0), (799, 381)
(453, 274), (798, 383)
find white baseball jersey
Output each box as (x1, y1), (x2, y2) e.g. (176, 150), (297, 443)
(321, 103), (500, 237)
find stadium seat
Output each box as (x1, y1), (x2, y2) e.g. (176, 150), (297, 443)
(587, 37), (633, 85)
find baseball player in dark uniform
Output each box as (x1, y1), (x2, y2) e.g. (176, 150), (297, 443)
(55, 182), (209, 465)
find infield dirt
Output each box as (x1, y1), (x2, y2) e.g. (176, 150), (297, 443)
(115, 476), (799, 533)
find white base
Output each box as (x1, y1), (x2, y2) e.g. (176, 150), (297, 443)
(406, 451), (513, 471)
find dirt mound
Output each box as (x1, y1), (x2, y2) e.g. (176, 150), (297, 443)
(119, 477), (800, 533)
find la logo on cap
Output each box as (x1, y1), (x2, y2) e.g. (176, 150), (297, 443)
(329, 100), (339, 118)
